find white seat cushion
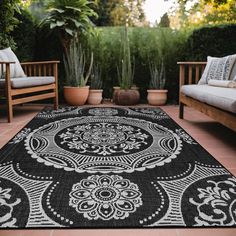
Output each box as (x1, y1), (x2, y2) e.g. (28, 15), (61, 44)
(181, 84), (236, 113)
(0, 76), (55, 89)
(0, 48), (26, 78)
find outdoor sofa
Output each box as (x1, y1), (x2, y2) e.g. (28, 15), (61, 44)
(178, 61), (236, 132)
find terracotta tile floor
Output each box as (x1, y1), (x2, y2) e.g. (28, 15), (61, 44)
(0, 104), (236, 236)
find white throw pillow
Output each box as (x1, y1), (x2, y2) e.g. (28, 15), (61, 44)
(208, 79), (236, 88)
(0, 48), (26, 78)
(198, 55), (236, 84)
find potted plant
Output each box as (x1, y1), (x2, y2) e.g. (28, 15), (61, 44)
(41, 0), (97, 56)
(113, 27), (140, 105)
(63, 40), (93, 106)
(147, 60), (168, 106)
(87, 64), (103, 105)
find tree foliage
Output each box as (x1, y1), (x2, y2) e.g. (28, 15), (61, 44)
(94, 0), (146, 26)
(159, 13), (170, 27)
(170, 0), (236, 28)
(0, 0), (20, 49)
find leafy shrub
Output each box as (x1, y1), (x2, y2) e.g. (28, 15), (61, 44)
(11, 8), (36, 61)
(0, 0), (19, 49)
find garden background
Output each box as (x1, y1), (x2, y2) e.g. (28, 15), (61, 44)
(1, 0), (236, 102)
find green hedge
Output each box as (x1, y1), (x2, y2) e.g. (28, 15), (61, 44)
(186, 24), (236, 60)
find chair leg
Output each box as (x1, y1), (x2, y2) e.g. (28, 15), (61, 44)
(179, 102), (184, 119)
(7, 101), (13, 123)
(54, 93), (59, 110)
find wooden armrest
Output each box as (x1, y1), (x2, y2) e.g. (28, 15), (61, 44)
(21, 61), (60, 65)
(177, 62), (207, 65)
(0, 61), (15, 64)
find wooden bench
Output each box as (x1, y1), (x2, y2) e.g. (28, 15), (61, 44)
(178, 62), (236, 132)
(0, 61), (59, 122)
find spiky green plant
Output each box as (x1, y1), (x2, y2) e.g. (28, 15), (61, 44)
(149, 60), (166, 89)
(64, 40), (93, 87)
(117, 27), (134, 90)
(90, 63), (103, 89)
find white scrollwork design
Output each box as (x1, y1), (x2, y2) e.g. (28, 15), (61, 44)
(0, 185), (21, 227)
(10, 128), (31, 144)
(190, 177), (236, 226)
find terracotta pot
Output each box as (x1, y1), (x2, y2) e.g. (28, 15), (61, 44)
(131, 86), (139, 91)
(112, 86), (120, 101)
(64, 86), (89, 106)
(113, 89), (140, 105)
(147, 89), (168, 106)
(87, 89), (103, 105)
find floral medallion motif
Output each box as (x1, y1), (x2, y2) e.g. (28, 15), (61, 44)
(88, 108), (119, 116)
(0, 185), (21, 227)
(59, 123), (149, 156)
(10, 128), (31, 144)
(69, 175), (142, 220)
(189, 177), (236, 226)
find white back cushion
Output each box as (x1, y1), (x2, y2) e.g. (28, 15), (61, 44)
(198, 55), (236, 84)
(0, 52), (9, 78)
(0, 48), (26, 78)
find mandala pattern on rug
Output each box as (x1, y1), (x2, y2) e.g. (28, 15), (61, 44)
(25, 116), (182, 173)
(59, 122), (149, 156)
(69, 175), (142, 220)
(0, 107), (235, 229)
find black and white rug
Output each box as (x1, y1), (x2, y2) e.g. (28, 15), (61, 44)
(0, 107), (235, 229)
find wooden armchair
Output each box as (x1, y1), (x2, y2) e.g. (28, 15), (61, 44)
(0, 60), (59, 122)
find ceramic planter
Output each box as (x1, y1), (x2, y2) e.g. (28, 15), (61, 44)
(63, 86), (89, 106)
(87, 89), (103, 105)
(113, 89), (140, 105)
(147, 89), (168, 106)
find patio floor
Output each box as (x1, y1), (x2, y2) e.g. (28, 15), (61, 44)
(0, 104), (236, 236)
